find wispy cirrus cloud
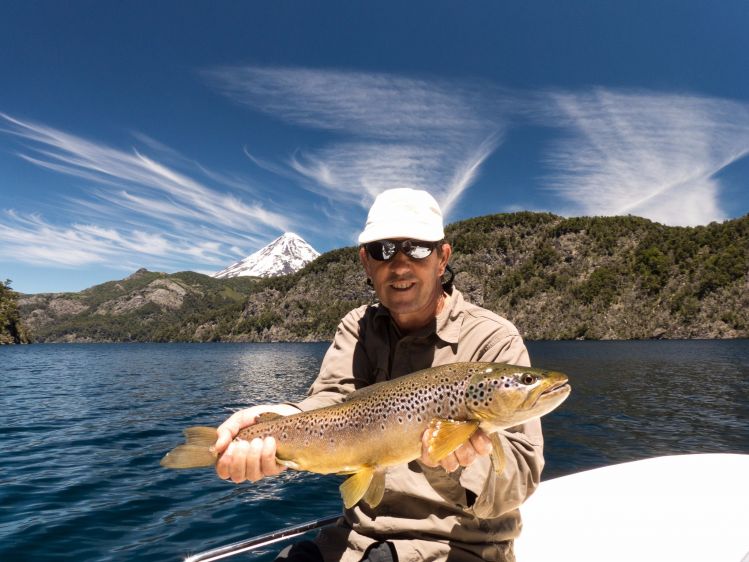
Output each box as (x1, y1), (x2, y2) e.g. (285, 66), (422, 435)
(537, 89), (749, 225)
(4, 75), (745, 279)
(202, 65), (507, 215)
(0, 112), (292, 268)
(205, 66), (749, 227)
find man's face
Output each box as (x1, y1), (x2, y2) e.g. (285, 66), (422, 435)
(359, 239), (451, 331)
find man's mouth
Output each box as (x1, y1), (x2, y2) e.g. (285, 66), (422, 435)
(390, 280), (416, 291)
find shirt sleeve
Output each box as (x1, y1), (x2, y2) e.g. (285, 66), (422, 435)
(292, 306), (373, 412)
(460, 332), (545, 519)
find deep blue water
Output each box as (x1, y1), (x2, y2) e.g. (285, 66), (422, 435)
(1, 340), (747, 561)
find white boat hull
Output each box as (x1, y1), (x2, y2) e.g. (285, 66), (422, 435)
(515, 453), (749, 562)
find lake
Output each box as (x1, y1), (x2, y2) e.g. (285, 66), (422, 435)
(1, 340), (747, 561)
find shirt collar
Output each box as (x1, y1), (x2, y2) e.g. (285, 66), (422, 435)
(372, 288), (464, 344)
(434, 289), (462, 344)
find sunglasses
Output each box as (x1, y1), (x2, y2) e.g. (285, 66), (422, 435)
(364, 239), (440, 261)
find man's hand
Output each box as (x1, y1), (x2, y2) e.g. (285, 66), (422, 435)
(420, 427), (492, 472)
(213, 404), (300, 483)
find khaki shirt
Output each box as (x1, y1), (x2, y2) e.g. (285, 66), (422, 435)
(294, 289), (542, 562)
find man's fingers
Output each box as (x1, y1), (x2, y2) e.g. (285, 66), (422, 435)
(213, 428), (233, 455)
(226, 439), (251, 483)
(215, 440), (233, 479)
(420, 427), (439, 467)
(440, 431), (493, 472)
(470, 431), (492, 456)
(244, 438), (264, 482)
(214, 410), (258, 453)
(454, 443), (476, 467)
(216, 436), (284, 483)
(260, 436), (285, 477)
(441, 453), (460, 473)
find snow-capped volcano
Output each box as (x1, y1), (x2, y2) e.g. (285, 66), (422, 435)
(213, 233), (320, 279)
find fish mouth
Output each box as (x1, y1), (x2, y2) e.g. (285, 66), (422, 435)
(534, 380), (571, 406)
(542, 381), (570, 396)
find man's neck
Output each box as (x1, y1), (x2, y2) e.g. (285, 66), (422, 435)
(391, 291), (447, 335)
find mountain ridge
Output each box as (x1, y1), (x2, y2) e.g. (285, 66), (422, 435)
(14, 212), (749, 343)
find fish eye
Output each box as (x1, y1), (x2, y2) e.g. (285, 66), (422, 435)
(521, 373), (537, 385)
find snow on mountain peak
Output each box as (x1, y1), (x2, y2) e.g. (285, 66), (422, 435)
(212, 232), (320, 279)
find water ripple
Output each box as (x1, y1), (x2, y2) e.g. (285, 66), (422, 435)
(1, 340), (747, 561)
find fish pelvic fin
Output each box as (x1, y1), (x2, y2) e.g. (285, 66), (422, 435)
(340, 467), (375, 509)
(160, 426), (218, 469)
(488, 432), (506, 476)
(363, 470), (386, 508)
(426, 418), (480, 463)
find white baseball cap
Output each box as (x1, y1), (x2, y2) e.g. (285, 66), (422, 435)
(358, 188), (445, 244)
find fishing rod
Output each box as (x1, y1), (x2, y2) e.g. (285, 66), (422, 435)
(183, 514), (341, 562)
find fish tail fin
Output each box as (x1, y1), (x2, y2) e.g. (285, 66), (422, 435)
(160, 426), (218, 469)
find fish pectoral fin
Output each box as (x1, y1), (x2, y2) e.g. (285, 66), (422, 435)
(160, 426), (218, 469)
(426, 418), (480, 463)
(339, 467), (375, 509)
(363, 470), (386, 508)
(488, 432), (506, 476)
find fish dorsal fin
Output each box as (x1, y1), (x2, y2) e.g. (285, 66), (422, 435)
(488, 432), (506, 475)
(256, 412), (284, 423)
(426, 418), (480, 463)
(363, 470), (386, 508)
(339, 467), (375, 509)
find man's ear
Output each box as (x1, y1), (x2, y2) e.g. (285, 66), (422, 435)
(438, 243), (452, 274)
(358, 246), (371, 275)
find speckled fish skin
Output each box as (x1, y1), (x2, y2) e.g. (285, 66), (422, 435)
(234, 362), (570, 475)
(160, 362), (570, 508)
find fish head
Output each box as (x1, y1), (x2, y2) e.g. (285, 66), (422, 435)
(464, 364), (571, 429)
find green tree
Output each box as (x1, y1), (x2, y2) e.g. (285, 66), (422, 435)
(0, 280), (30, 344)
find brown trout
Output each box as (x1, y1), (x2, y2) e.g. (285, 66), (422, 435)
(161, 362), (570, 508)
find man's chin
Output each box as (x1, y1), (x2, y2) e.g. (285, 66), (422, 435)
(382, 295), (422, 315)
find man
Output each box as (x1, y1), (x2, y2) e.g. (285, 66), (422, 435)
(213, 188), (543, 562)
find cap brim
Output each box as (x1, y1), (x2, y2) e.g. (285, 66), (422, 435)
(358, 223), (444, 244)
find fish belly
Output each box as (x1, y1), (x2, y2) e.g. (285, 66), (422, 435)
(274, 420), (426, 475)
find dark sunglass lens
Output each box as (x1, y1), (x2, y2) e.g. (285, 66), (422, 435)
(380, 240), (397, 260)
(404, 241), (434, 259)
(365, 242), (384, 260)
(367, 240), (434, 261)
(366, 240), (396, 261)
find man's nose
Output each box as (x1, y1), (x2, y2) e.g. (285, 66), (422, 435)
(388, 250), (412, 271)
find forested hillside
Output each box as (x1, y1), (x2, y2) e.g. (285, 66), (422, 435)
(18, 212), (749, 342)
(1, 280), (30, 344)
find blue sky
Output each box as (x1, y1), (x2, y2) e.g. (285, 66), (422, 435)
(1, 1), (748, 294)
